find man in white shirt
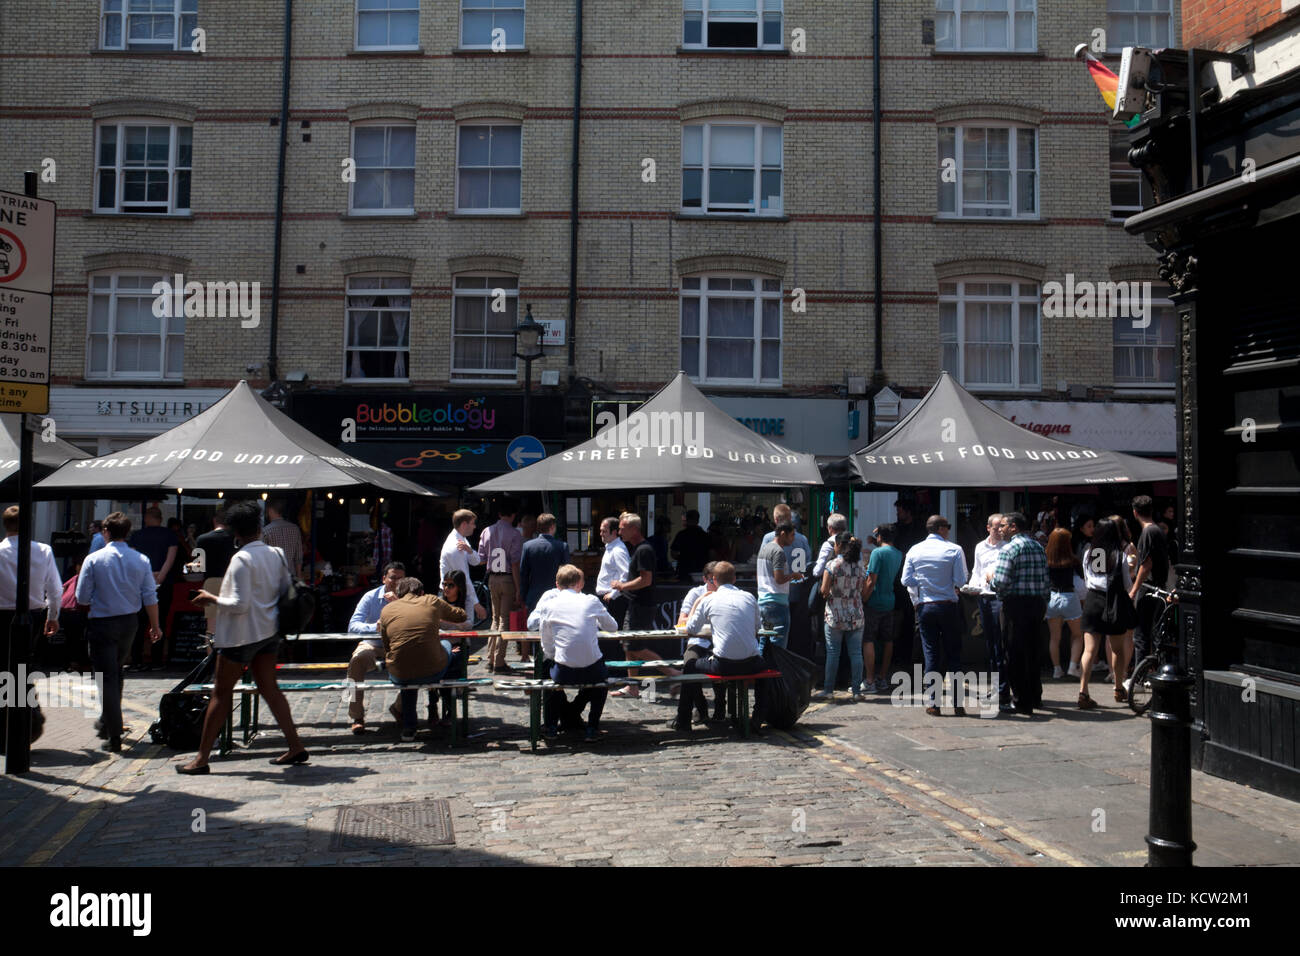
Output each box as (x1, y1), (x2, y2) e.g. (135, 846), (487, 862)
(812, 513), (849, 578)
(439, 508), (485, 627)
(967, 513), (1010, 710)
(901, 515), (969, 716)
(595, 515), (630, 625)
(674, 562), (724, 727)
(528, 564), (617, 742)
(0, 506), (63, 755)
(679, 562), (766, 733)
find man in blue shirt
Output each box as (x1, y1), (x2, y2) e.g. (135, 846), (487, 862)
(520, 513), (570, 611)
(900, 515), (969, 716)
(346, 561), (405, 733)
(76, 512), (160, 753)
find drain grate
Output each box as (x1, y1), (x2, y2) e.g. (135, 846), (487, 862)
(331, 800), (455, 850)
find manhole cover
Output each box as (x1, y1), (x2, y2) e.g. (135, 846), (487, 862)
(331, 800), (454, 850)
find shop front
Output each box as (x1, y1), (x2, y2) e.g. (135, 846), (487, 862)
(39, 385), (230, 544)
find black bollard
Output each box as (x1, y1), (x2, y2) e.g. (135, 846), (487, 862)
(1145, 661), (1197, 866)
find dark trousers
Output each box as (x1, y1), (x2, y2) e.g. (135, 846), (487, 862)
(917, 602), (963, 706)
(1132, 595), (1162, 669)
(623, 602), (655, 631)
(1001, 595), (1047, 712)
(692, 653), (765, 726)
(674, 644), (726, 727)
(88, 612), (139, 739)
(545, 658), (609, 730)
(134, 586), (168, 665)
(0, 608), (45, 746)
(893, 591), (916, 668)
(977, 596), (1009, 704)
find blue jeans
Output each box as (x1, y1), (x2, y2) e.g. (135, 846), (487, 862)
(388, 640), (453, 730)
(978, 595), (1009, 704)
(824, 623), (863, 694)
(758, 601), (790, 654)
(916, 602), (963, 707)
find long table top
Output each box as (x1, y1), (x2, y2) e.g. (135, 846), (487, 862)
(286, 627), (769, 643)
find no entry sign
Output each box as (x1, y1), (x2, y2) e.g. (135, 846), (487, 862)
(0, 189), (54, 413)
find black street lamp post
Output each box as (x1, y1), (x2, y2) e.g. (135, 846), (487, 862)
(514, 303), (546, 436)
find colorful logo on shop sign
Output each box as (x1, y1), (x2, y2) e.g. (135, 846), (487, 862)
(355, 397), (495, 430)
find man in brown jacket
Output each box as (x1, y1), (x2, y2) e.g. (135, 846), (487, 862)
(380, 577), (467, 740)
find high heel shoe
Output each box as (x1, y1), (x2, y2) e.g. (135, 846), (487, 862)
(269, 750), (310, 765)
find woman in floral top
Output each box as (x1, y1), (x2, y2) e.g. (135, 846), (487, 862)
(818, 532), (869, 700)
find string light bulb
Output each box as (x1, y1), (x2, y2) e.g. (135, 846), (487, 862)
(326, 492), (333, 499)
(261, 493), (268, 500)
(217, 491), (224, 499)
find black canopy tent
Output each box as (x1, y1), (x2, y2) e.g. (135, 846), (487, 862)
(469, 371), (824, 492)
(0, 415), (90, 491)
(35, 381), (437, 498)
(844, 373), (1176, 488)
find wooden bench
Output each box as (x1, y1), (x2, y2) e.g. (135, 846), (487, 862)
(493, 669), (782, 750)
(182, 675), (492, 753)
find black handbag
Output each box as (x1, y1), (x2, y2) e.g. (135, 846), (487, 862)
(275, 551), (316, 637)
(149, 651), (215, 751)
(1102, 551), (1137, 631)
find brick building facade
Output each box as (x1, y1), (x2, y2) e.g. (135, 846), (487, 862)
(1, 1), (1179, 458)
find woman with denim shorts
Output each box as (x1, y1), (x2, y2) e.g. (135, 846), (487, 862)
(1044, 528), (1084, 681)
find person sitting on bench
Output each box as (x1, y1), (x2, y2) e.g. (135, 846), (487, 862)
(673, 561), (765, 734)
(380, 576), (467, 741)
(527, 564), (617, 743)
(346, 561), (405, 734)
(673, 561), (726, 727)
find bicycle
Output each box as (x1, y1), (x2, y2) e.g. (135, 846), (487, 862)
(1128, 582), (1178, 716)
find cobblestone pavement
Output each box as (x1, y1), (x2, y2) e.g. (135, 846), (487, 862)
(1, 662), (1296, 867)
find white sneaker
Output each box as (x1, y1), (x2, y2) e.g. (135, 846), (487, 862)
(1122, 678), (1133, 694)
(811, 689), (830, 700)
(1052, 666), (1064, 680)
(1066, 663), (1082, 678)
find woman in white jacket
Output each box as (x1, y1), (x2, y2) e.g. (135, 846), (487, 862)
(178, 500), (308, 774)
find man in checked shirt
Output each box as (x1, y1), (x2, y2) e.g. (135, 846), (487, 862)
(992, 511), (1051, 717)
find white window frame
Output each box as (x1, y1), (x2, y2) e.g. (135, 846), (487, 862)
(1113, 293), (1175, 390)
(101, 0), (198, 52)
(1105, 0), (1173, 54)
(682, 1), (784, 51)
(349, 123), (416, 215)
(680, 274), (783, 387)
(938, 123), (1038, 219)
(355, 0), (421, 51)
(450, 275), (519, 383)
(935, 0), (1036, 53)
(939, 278), (1041, 392)
(455, 122), (523, 214)
(460, 1), (526, 50)
(86, 272), (185, 382)
(343, 275), (412, 383)
(681, 120), (783, 217)
(94, 120), (192, 215)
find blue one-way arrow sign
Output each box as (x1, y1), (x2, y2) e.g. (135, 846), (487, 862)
(506, 434), (545, 470)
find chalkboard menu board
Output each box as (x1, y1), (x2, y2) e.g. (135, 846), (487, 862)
(172, 611), (210, 665)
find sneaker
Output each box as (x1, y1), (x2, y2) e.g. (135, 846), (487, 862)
(1066, 663), (1082, 678)
(1052, 666), (1064, 680)
(400, 728), (417, 741)
(875, 678), (890, 693)
(811, 689), (830, 700)
(1122, 677), (1133, 694)
(852, 693), (868, 703)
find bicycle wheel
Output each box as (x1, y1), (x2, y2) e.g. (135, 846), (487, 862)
(1128, 655), (1157, 716)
